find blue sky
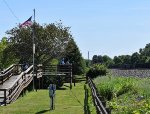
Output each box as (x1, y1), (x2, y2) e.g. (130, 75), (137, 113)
(1, 0), (150, 59)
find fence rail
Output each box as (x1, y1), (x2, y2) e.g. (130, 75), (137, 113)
(87, 77), (110, 114)
(42, 64), (73, 89)
(0, 64), (23, 84)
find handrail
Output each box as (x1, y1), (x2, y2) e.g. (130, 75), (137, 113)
(0, 64), (16, 84)
(43, 64), (72, 75)
(88, 78), (109, 114)
(24, 65), (33, 74)
(1, 64), (15, 74)
(0, 64), (42, 105)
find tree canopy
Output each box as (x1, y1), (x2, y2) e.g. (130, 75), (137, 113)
(91, 43), (150, 69)
(5, 22), (72, 65)
(64, 38), (85, 75)
(0, 37), (9, 69)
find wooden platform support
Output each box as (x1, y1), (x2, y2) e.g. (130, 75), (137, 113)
(42, 64), (73, 89)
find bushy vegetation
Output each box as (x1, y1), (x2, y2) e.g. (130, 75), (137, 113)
(92, 55), (114, 67)
(86, 64), (107, 79)
(94, 75), (150, 114)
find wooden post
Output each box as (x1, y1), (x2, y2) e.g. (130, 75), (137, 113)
(35, 69), (38, 92)
(16, 64), (19, 74)
(2, 74), (3, 85)
(22, 89), (24, 97)
(42, 75), (43, 89)
(70, 65), (72, 89)
(74, 75), (76, 86)
(4, 89), (6, 106)
(39, 78), (40, 89)
(24, 87), (26, 95)
(36, 76), (37, 92)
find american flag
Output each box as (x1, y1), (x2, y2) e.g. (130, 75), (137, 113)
(19, 16), (32, 28)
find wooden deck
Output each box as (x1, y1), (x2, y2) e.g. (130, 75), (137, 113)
(0, 64), (73, 106)
(0, 75), (19, 103)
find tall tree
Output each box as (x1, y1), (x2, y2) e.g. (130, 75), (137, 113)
(64, 38), (85, 75)
(97, 55), (103, 64)
(131, 52), (140, 67)
(102, 55), (113, 67)
(113, 56), (123, 67)
(0, 37), (9, 69)
(92, 55), (98, 64)
(140, 43), (150, 56)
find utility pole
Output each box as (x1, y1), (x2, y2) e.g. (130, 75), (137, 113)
(32, 9), (35, 91)
(88, 51), (89, 67)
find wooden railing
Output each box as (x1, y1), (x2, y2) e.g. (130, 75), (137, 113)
(0, 66), (32, 105)
(43, 64), (72, 76)
(0, 64), (14, 84)
(43, 64), (73, 89)
(87, 77), (111, 114)
(0, 64), (22, 84)
(0, 89), (7, 105)
(37, 64), (42, 78)
(0, 65), (43, 105)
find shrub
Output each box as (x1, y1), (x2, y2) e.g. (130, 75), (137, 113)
(86, 64), (107, 79)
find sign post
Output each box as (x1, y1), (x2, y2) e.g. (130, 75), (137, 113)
(48, 84), (56, 110)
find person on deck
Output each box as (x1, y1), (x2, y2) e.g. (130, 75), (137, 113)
(60, 58), (65, 65)
(23, 62), (29, 71)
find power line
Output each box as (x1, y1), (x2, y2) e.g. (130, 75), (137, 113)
(3, 0), (20, 23)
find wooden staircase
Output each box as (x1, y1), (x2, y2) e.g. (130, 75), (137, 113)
(0, 64), (42, 105)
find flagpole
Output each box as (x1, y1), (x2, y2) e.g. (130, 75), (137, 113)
(33, 9), (35, 91)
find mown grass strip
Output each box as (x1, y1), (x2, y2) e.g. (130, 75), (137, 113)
(0, 83), (85, 114)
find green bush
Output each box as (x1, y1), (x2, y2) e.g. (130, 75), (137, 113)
(86, 64), (107, 79)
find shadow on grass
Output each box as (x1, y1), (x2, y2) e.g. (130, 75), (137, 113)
(84, 85), (90, 114)
(75, 77), (86, 83)
(35, 109), (49, 114)
(63, 84), (70, 88)
(57, 87), (67, 90)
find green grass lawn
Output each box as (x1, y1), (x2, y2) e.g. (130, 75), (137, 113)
(0, 82), (85, 114)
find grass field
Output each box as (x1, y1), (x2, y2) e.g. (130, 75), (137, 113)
(0, 82), (85, 114)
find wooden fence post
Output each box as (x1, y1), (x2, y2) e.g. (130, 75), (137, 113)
(4, 89), (6, 106)
(73, 75), (76, 86)
(70, 65), (72, 89)
(2, 74), (3, 85)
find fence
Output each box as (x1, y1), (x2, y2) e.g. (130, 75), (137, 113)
(86, 77), (111, 114)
